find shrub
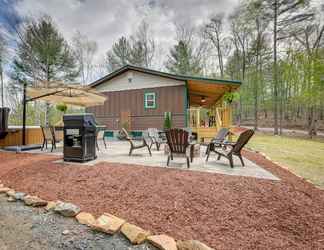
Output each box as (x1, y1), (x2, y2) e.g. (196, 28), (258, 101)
(164, 112), (172, 130)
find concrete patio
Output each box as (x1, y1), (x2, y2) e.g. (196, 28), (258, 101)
(29, 140), (279, 181)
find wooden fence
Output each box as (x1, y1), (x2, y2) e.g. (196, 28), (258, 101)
(0, 127), (43, 147)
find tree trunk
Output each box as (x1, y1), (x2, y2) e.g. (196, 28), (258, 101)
(308, 105), (317, 138)
(273, 0), (279, 135)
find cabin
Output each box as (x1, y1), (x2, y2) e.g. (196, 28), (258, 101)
(88, 65), (241, 141)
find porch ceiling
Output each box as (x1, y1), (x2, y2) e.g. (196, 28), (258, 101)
(187, 80), (240, 107)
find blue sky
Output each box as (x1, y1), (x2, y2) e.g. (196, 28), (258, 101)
(0, 0), (22, 34)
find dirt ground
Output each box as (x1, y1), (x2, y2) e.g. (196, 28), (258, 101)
(0, 195), (156, 250)
(0, 151), (324, 249)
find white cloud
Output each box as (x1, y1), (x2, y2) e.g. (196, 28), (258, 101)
(11, 0), (239, 79)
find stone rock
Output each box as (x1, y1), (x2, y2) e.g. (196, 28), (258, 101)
(6, 190), (26, 201)
(147, 235), (177, 250)
(0, 187), (11, 194)
(54, 202), (81, 217)
(23, 195), (48, 207)
(0, 183), (4, 188)
(121, 223), (150, 244)
(177, 240), (214, 250)
(76, 212), (96, 226)
(45, 201), (58, 211)
(91, 213), (125, 234)
(62, 230), (70, 235)
(7, 197), (16, 202)
(6, 190), (15, 197)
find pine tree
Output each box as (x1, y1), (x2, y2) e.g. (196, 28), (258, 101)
(165, 40), (203, 76)
(11, 16), (78, 124)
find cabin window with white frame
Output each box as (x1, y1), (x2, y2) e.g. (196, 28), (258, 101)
(144, 92), (156, 109)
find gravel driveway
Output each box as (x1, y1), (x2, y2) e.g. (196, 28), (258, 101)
(0, 195), (157, 250)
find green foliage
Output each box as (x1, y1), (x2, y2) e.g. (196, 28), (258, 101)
(56, 103), (67, 113)
(105, 21), (155, 71)
(165, 40), (203, 76)
(163, 112), (172, 130)
(11, 15), (78, 85)
(223, 92), (239, 104)
(106, 37), (131, 71)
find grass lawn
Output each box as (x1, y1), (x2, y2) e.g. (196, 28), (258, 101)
(247, 133), (324, 188)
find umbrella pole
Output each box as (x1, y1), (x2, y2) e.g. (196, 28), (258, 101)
(22, 82), (27, 146)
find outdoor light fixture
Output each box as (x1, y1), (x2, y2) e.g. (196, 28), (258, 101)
(201, 96), (206, 103)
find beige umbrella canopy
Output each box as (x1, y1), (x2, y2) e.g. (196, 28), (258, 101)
(27, 81), (107, 107)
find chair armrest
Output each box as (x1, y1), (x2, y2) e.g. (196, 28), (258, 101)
(221, 141), (236, 147)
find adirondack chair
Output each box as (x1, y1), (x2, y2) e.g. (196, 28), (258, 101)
(205, 127), (230, 155)
(96, 129), (107, 151)
(147, 128), (166, 151)
(41, 126), (60, 152)
(122, 128), (152, 156)
(206, 129), (254, 168)
(165, 128), (199, 168)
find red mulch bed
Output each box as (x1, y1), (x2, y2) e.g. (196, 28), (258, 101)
(0, 151), (324, 249)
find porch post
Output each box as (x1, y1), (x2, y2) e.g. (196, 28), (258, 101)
(196, 108), (200, 129)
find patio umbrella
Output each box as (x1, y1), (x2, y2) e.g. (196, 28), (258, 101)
(21, 81), (107, 145)
(26, 81), (107, 107)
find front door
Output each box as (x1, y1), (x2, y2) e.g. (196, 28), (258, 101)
(120, 110), (131, 130)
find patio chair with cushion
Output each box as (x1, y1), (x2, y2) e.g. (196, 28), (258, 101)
(205, 127), (230, 155)
(165, 128), (200, 168)
(122, 128), (152, 156)
(147, 128), (166, 151)
(41, 126), (60, 152)
(206, 129), (254, 168)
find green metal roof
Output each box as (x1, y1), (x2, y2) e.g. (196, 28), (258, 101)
(89, 64), (242, 88)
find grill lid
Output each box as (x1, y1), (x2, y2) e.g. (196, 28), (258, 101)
(63, 113), (97, 127)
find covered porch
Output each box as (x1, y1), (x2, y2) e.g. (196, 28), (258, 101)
(186, 77), (240, 142)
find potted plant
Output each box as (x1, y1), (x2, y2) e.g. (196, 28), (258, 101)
(163, 112), (172, 131)
(56, 103), (68, 113)
(223, 92), (238, 105)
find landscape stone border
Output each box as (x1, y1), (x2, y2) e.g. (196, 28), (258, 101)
(0, 179), (214, 250)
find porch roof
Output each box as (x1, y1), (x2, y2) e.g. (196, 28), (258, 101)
(187, 78), (240, 107)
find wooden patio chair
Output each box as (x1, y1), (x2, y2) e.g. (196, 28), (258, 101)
(41, 126), (59, 152)
(165, 128), (199, 168)
(122, 128), (152, 156)
(206, 129), (254, 168)
(147, 128), (166, 151)
(96, 130), (107, 151)
(205, 127), (230, 155)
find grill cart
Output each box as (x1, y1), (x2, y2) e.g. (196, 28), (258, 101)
(63, 114), (97, 162)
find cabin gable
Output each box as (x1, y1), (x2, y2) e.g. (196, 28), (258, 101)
(95, 70), (185, 92)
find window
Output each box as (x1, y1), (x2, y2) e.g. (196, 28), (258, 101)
(144, 92), (156, 109)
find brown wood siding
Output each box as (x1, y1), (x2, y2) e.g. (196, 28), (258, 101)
(88, 85), (186, 130)
(0, 127), (43, 147)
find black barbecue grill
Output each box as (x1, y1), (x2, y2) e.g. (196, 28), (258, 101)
(63, 114), (97, 162)
(0, 107), (10, 140)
